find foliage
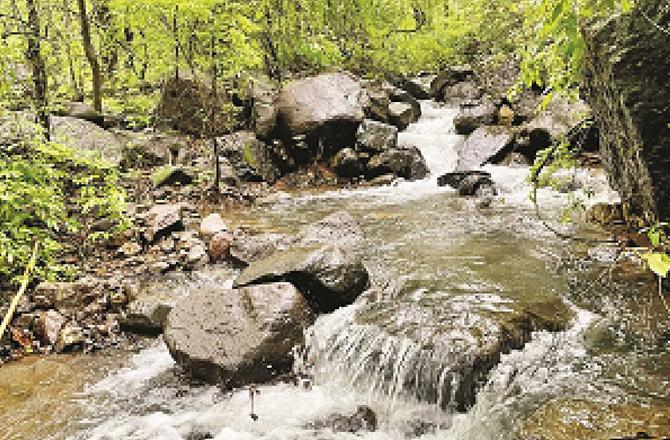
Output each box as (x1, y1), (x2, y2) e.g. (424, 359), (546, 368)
(0, 120), (129, 288)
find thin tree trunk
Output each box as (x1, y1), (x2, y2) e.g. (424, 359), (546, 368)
(25, 0), (49, 140)
(76, 0), (102, 112)
(173, 5), (179, 80)
(210, 34), (220, 192)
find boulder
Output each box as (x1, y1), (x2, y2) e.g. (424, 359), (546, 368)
(295, 211), (365, 250)
(51, 116), (123, 165)
(115, 130), (187, 168)
(362, 81), (392, 123)
(437, 171), (495, 196)
(164, 282), (314, 387)
(331, 147), (364, 178)
(32, 279), (101, 316)
(143, 204), (184, 243)
(388, 102), (415, 131)
(234, 245), (369, 313)
(119, 301), (172, 335)
(217, 131), (282, 183)
(151, 165), (195, 187)
(249, 76), (279, 140)
(389, 88), (422, 123)
(331, 288), (573, 412)
(355, 119), (398, 153)
(583, 1), (670, 225)
(454, 99), (496, 135)
(456, 126), (514, 171)
(277, 73), (365, 152)
(400, 75), (434, 100)
(442, 81), (482, 105)
(367, 147), (429, 180)
(200, 213), (228, 239)
(515, 96), (590, 162)
(430, 65), (474, 98)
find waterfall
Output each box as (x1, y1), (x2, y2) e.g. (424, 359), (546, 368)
(398, 101), (463, 177)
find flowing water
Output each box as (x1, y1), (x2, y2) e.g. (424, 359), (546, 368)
(3, 101), (670, 440)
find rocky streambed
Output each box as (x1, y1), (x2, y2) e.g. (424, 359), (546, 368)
(1, 94), (669, 440)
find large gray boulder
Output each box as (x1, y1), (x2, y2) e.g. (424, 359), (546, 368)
(51, 116), (123, 165)
(401, 75), (434, 100)
(249, 76), (279, 140)
(430, 65), (474, 98)
(217, 131), (282, 183)
(164, 282), (314, 387)
(456, 126), (514, 171)
(583, 1), (670, 224)
(367, 147), (429, 180)
(277, 73), (365, 146)
(454, 99), (496, 135)
(234, 245), (369, 313)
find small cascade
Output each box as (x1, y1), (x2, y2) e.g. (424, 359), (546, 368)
(398, 101), (463, 177)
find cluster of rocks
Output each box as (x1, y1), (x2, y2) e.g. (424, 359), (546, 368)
(162, 211), (371, 388)
(0, 277), (133, 360)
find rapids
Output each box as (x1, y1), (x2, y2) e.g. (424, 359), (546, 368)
(3, 101), (669, 440)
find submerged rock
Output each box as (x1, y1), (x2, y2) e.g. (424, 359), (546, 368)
(438, 171), (495, 197)
(164, 282), (314, 387)
(295, 211), (365, 250)
(306, 405), (377, 433)
(367, 147), (429, 181)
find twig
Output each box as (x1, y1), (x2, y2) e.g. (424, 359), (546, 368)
(0, 242), (39, 339)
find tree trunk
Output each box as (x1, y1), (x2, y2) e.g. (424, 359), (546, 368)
(76, 0), (102, 112)
(25, 0), (49, 140)
(210, 34), (220, 192)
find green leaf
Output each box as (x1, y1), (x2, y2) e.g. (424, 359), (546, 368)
(649, 230), (661, 247)
(643, 252), (670, 278)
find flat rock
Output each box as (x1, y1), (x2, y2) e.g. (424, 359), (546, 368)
(456, 126), (514, 171)
(234, 245), (369, 313)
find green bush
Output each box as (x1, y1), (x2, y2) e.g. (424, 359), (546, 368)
(0, 124), (130, 289)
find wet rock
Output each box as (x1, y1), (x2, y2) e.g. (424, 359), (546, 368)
(401, 75), (434, 100)
(186, 242), (208, 267)
(437, 171), (495, 196)
(199, 213), (228, 239)
(144, 204), (184, 243)
(296, 211), (365, 250)
(234, 245), (369, 313)
(119, 301), (172, 335)
(501, 152), (530, 167)
(356, 119), (398, 153)
(454, 99), (496, 135)
(389, 88), (422, 125)
(56, 322), (84, 352)
(388, 102), (415, 131)
(362, 80), (392, 123)
(349, 290), (573, 412)
(517, 399), (670, 440)
(369, 173), (398, 186)
(164, 282), (314, 387)
(307, 405), (377, 433)
(331, 147), (364, 179)
(50, 116), (123, 165)
(209, 231), (233, 262)
(367, 147), (429, 181)
(583, 1), (670, 223)
(151, 166), (195, 188)
(456, 126), (514, 171)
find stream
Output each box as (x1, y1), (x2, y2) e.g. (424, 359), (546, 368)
(2, 101), (670, 440)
